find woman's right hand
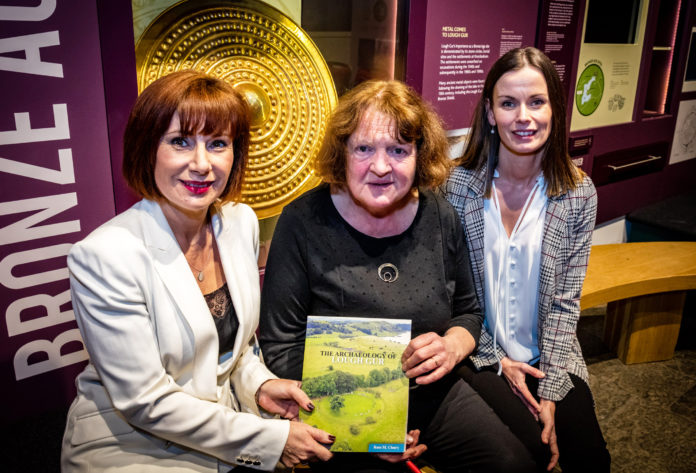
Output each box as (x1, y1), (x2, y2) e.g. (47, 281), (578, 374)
(373, 429), (427, 464)
(402, 327), (475, 385)
(499, 356), (544, 419)
(280, 421), (334, 468)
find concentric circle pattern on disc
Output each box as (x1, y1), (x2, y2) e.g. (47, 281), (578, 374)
(136, 0), (337, 219)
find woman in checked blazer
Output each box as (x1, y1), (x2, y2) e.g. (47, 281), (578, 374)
(446, 48), (610, 472)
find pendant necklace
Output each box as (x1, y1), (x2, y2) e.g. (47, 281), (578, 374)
(187, 222), (212, 282)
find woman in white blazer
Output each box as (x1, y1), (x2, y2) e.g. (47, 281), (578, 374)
(61, 71), (334, 472)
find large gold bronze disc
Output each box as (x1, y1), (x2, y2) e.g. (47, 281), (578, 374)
(136, 0), (337, 219)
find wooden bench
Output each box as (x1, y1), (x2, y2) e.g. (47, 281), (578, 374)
(580, 242), (696, 364)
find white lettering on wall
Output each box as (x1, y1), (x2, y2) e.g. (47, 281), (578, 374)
(14, 328), (87, 380)
(0, 0), (57, 22)
(7, 289), (73, 336)
(0, 243), (71, 290)
(0, 103), (70, 145)
(1, 2), (89, 382)
(0, 148), (75, 184)
(0, 193), (80, 245)
(0, 31), (63, 77)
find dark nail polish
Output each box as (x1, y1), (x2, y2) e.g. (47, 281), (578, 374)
(328, 435), (336, 443)
(308, 402), (315, 411)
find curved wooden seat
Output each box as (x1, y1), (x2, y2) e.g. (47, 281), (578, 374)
(580, 242), (696, 364)
(581, 241), (696, 309)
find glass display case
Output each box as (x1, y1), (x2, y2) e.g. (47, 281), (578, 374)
(643, 0), (683, 116)
(301, 0), (410, 96)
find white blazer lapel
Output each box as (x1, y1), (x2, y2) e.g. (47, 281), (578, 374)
(140, 200), (219, 399)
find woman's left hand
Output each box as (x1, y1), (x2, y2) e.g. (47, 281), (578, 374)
(401, 327), (474, 384)
(499, 357), (544, 419)
(256, 379), (313, 420)
(539, 399), (559, 471)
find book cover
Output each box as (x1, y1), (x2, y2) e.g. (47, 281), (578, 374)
(299, 315), (411, 453)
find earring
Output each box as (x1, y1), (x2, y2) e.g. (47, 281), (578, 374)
(490, 128), (495, 134)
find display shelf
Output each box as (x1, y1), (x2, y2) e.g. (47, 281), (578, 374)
(642, 0), (682, 116)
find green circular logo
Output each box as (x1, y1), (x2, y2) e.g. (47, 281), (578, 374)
(575, 64), (604, 116)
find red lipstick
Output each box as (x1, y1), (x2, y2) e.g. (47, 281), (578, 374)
(182, 180), (212, 194)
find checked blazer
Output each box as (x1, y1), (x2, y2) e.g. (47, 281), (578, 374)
(446, 165), (597, 401)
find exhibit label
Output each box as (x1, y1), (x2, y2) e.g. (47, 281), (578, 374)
(419, 0), (537, 130)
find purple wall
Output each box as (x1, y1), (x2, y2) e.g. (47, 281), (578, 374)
(96, 0), (139, 214)
(407, 0), (539, 130)
(0, 0), (137, 423)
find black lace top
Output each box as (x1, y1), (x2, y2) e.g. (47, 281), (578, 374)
(204, 283), (239, 355)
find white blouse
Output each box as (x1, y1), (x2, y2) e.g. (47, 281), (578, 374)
(483, 171), (547, 367)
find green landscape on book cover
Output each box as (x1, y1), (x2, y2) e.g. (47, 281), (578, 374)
(300, 315), (411, 453)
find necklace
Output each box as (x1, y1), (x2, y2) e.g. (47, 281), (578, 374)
(186, 222), (212, 282)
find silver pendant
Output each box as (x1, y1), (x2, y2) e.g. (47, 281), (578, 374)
(197, 271), (204, 282)
(377, 263), (399, 283)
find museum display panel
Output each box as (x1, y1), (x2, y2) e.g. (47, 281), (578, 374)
(556, 0), (695, 222)
(0, 0), (136, 423)
(571, 0), (649, 131)
(407, 0), (538, 131)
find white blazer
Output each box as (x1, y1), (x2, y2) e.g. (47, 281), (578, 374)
(61, 199), (289, 472)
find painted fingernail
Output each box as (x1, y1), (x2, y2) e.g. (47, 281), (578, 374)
(328, 435), (336, 442)
(308, 402), (315, 411)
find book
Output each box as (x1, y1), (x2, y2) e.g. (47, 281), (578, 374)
(299, 315), (411, 453)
